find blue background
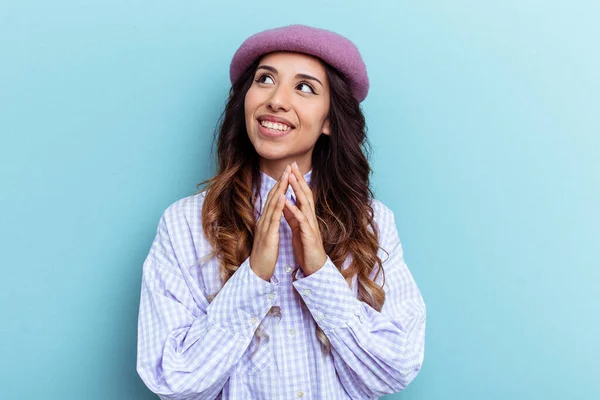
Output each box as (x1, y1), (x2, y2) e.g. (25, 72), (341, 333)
(1, 1), (598, 399)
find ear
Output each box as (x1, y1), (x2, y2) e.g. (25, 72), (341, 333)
(321, 118), (331, 136)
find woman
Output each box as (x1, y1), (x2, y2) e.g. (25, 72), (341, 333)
(136, 24), (426, 400)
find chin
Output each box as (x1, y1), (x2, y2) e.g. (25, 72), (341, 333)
(254, 146), (289, 161)
(249, 135), (286, 155)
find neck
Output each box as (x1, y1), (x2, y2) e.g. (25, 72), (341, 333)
(259, 157), (311, 180)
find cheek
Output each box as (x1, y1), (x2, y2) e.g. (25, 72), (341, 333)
(297, 103), (328, 130)
(244, 89), (260, 118)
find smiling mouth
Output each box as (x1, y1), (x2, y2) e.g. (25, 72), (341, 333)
(256, 119), (295, 138)
(258, 119), (293, 132)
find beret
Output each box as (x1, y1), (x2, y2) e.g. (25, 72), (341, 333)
(229, 24), (369, 103)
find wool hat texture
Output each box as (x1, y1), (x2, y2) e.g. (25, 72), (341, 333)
(229, 24), (369, 103)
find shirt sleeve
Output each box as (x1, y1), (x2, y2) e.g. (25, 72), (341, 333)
(136, 212), (280, 400)
(291, 208), (426, 399)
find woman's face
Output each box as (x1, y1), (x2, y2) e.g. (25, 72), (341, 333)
(244, 51), (331, 176)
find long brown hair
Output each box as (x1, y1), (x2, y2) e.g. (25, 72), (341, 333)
(196, 54), (387, 355)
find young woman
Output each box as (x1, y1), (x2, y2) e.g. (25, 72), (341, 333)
(136, 24), (426, 400)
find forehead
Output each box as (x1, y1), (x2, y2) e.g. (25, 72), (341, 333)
(257, 51), (326, 77)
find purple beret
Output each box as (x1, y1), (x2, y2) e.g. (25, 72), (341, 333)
(229, 24), (369, 103)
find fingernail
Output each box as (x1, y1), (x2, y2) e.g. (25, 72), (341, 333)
(293, 161), (298, 169)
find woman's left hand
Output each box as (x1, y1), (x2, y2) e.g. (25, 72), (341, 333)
(282, 162), (327, 276)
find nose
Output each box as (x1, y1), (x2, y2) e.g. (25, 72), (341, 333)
(267, 83), (291, 112)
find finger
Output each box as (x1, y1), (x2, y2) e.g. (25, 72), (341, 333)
(259, 166), (289, 228)
(266, 192), (286, 238)
(291, 162), (315, 209)
(282, 202), (299, 230)
(260, 175), (282, 220)
(262, 167), (290, 230)
(288, 172), (316, 226)
(284, 197), (313, 236)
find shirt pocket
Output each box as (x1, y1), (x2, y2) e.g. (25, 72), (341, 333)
(235, 327), (275, 376)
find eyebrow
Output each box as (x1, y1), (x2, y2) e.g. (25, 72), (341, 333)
(256, 65), (323, 87)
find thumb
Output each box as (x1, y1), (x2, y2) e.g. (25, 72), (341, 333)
(282, 203), (298, 229)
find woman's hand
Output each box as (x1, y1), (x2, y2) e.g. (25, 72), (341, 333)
(250, 165), (291, 281)
(282, 162), (327, 276)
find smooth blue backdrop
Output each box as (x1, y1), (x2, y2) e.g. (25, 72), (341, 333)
(1, 1), (598, 399)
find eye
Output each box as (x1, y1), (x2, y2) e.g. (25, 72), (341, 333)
(255, 73), (274, 84)
(297, 82), (316, 94)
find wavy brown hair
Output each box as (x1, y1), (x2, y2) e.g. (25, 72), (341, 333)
(196, 54), (388, 356)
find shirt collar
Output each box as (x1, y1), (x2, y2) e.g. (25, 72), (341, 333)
(255, 168), (313, 215)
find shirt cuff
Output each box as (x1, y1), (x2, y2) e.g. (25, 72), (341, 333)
(207, 256), (280, 338)
(292, 255), (362, 332)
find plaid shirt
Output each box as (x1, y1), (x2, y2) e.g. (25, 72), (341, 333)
(136, 169), (426, 399)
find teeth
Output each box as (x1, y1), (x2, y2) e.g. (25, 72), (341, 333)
(260, 120), (291, 131)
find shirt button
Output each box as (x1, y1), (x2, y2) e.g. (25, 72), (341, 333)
(285, 265), (292, 273)
(249, 317), (259, 325)
(288, 328), (296, 336)
(296, 391), (304, 397)
(316, 313), (324, 321)
(267, 293), (275, 301)
(302, 289), (311, 296)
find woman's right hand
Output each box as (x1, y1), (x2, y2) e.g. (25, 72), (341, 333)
(250, 164), (291, 281)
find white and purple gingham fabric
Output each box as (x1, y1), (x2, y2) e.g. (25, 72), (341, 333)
(136, 169), (426, 400)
